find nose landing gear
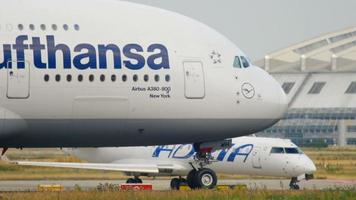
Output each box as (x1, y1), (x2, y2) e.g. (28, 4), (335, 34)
(289, 177), (300, 190)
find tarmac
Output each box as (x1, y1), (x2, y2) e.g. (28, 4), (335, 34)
(0, 179), (354, 191)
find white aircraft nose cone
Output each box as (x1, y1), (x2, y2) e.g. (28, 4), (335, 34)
(276, 80), (288, 118)
(262, 67), (288, 119)
(250, 65), (288, 108)
(305, 158), (317, 174)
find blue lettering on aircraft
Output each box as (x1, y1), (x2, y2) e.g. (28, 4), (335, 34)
(172, 144), (195, 159)
(152, 144), (254, 163)
(152, 145), (175, 158)
(226, 144), (253, 162)
(0, 35), (170, 70)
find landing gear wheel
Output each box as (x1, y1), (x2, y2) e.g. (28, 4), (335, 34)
(291, 184), (300, 190)
(180, 178), (187, 185)
(289, 177), (300, 190)
(187, 168), (217, 189)
(126, 178), (136, 183)
(126, 177), (143, 184)
(187, 170), (198, 189)
(187, 169), (198, 190)
(186, 141), (229, 190)
(170, 178), (181, 190)
(194, 168), (217, 189)
(170, 178), (187, 190)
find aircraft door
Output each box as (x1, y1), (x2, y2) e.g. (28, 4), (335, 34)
(183, 61), (205, 99)
(252, 146), (262, 169)
(7, 61), (30, 99)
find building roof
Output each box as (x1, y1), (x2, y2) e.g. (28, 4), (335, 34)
(254, 27), (356, 73)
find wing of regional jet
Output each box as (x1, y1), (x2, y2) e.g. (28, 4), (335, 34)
(13, 160), (187, 175)
(14, 161), (161, 173)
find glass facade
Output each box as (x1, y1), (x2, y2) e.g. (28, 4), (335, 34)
(282, 82), (295, 94)
(308, 82), (326, 94)
(345, 82), (356, 94)
(259, 108), (356, 146)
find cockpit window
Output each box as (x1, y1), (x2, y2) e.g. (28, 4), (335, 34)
(285, 147), (303, 154)
(241, 56), (250, 68)
(271, 147), (303, 154)
(233, 56), (242, 68)
(270, 147), (284, 154)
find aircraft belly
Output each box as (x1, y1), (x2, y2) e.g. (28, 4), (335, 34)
(0, 118), (278, 148)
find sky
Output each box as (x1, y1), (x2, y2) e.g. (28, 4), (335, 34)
(127, 0), (356, 61)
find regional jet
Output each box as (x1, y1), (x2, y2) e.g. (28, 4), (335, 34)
(15, 137), (316, 190)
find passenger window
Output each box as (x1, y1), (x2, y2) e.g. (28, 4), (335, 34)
(55, 74), (61, 82)
(133, 74), (138, 82)
(233, 56), (242, 68)
(270, 147), (284, 154)
(122, 75), (127, 82)
(63, 24), (69, 31)
(18, 24), (24, 31)
(78, 74), (83, 82)
(165, 75), (171, 82)
(52, 24), (58, 31)
(89, 74), (94, 82)
(29, 24), (35, 31)
(241, 56), (250, 68)
(154, 75), (160, 82)
(144, 75), (149, 82)
(100, 74), (105, 82)
(44, 74), (50, 82)
(111, 75), (116, 82)
(66, 74), (72, 82)
(40, 24), (46, 31)
(74, 24), (80, 31)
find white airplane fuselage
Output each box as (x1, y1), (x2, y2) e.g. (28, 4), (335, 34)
(67, 137), (316, 178)
(0, 0), (287, 148)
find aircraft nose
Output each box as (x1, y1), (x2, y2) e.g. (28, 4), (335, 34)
(252, 66), (288, 119)
(275, 79), (288, 118)
(305, 157), (317, 174)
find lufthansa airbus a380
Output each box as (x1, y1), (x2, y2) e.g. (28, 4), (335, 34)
(0, 0), (287, 154)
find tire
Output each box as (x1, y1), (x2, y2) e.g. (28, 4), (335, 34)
(126, 178), (136, 183)
(194, 168), (217, 189)
(180, 178), (187, 185)
(187, 170), (198, 189)
(291, 184), (300, 190)
(170, 178), (181, 190)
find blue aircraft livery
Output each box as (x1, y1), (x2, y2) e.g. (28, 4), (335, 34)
(0, 35), (170, 70)
(152, 144), (254, 163)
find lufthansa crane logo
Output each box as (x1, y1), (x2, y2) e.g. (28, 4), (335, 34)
(241, 83), (255, 99)
(209, 50), (221, 64)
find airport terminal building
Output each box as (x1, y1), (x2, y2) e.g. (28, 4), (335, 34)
(255, 27), (356, 146)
